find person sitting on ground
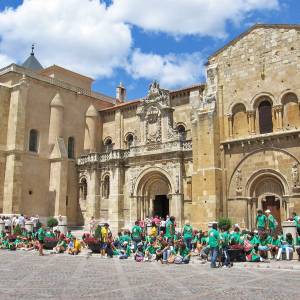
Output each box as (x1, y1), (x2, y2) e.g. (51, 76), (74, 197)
(269, 233), (281, 259)
(144, 239), (157, 261)
(178, 242), (191, 264)
(45, 228), (56, 239)
(276, 233), (294, 261)
(114, 231), (122, 249)
(230, 226), (242, 246)
(119, 241), (131, 259)
(68, 237), (81, 255)
(120, 230), (132, 246)
(66, 230), (74, 241)
(246, 245), (268, 262)
(134, 242), (145, 262)
(257, 231), (272, 258)
(54, 234), (67, 254)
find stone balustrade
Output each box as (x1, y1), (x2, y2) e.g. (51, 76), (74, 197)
(77, 140), (192, 165)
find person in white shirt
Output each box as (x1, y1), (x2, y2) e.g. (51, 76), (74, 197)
(18, 214), (25, 229)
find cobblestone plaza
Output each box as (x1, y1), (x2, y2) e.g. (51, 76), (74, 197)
(0, 251), (299, 300)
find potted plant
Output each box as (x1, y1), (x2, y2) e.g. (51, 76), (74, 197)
(84, 226), (101, 253)
(44, 217), (59, 249)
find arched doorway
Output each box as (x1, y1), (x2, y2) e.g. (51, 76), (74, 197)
(135, 170), (172, 219)
(249, 175), (286, 228)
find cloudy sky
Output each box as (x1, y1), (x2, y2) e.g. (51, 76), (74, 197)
(0, 0), (299, 99)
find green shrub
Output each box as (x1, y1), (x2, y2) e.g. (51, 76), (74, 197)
(13, 224), (22, 236)
(218, 217), (232, 230)
(47, 217), (58, 228)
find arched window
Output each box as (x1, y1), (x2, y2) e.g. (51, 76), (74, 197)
(232, 103), (248, 137)
(258, 100), (273, 134)
(282, 93), (299, 129)
(68, 137), (75, 159)
(80, 178), (87, 201)
(104, 138), (113, 152)
(125, 133), (134, 148)
(176, 124), (186, 141)
(103, 175), (110, 198)
(29, 129), (38, 152)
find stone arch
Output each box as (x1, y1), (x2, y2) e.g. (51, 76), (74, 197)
(134, 167), (175, 196)
(227, 100), (250, 114)
(281, 92), (300, 129)
(245, 169), (288, 198)
(251, 92), (275, 108)
(232, 103), (248, 137)
(228, 147), (298, 197)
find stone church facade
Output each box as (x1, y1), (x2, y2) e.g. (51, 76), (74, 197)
(1, 24), (300, 231)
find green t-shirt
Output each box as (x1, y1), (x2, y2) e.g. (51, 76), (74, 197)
(131, 225), (142, 239)
(37, 228), (45, 241)
(179, 247), (190, 257)
(296, 236), (300, 246)
(45, 231), (56, 238)
(230, 232), (241, 244)
(165, 220), (175, 239)
(183, 225), (193, 239)
(256, 214), (267, 229)
(271, 238), (281, 247)
(268, 214), (277, 229)
(250, 235), (259, 245)
(146, 245), (156, 254)
(294, 216), (300, 228)
(120, 234), (131, 244)
(201, 236), (208, 245)
(221, 231), (230, 247)
(208, 228), (220, 248)
(258, 235), (272, 246)
(57, 240), (67, 248)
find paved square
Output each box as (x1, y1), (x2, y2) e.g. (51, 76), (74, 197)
(0, 251), (299, 300)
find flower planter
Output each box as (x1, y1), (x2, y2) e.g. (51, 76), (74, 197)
(84, 238), (101, 253)
(44, 238), (59, 250)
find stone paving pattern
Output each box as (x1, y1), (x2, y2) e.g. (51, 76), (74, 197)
(0, 251), (300, 300)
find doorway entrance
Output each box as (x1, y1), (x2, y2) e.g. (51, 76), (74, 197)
(262, 195), (281, 227)
(153, 195), (169, 218)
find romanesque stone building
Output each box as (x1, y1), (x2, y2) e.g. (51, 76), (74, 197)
(1, 24), (300, 231)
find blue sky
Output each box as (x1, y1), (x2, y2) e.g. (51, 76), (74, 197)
(0, 0), (299, 100)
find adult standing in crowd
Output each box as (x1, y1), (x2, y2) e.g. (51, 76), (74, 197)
(265, 209), (277, 234)
(292, 212), (300, 235)
(182, 220), (193, 250)
(208, 223), (220, 268)
(255, 210), (267, 232)
(131, 221), (143, 250)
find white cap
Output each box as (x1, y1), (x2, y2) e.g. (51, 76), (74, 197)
(265, 209), (271, 213)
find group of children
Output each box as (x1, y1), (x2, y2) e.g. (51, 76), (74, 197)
(0, 225), (82, 256)
(1, 211), (300, 268)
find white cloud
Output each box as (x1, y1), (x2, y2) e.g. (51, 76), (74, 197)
(0, 0), (280, 89)
(127, 49), (204, 88)
(0, 53), (13, 69)
(108, 0), (279, 38)
(0, 0), (132, 77)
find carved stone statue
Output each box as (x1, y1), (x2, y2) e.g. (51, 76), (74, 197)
(292, 163), (299, 187)
(235, 169), (242, 194)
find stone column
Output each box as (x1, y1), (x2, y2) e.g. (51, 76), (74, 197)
(227, 114), (233, 138)
(247, 111), (256, 134)
(3, 78), (28, 214)
(274, 105), (283, 131)
(49, 138), (68, 217)
(49, 93), (64, 146)
(84, 105), (98, 152)
(169, 193), (183, 229)
(108, 166), (124, 233)
(86, 168), (100, 221)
